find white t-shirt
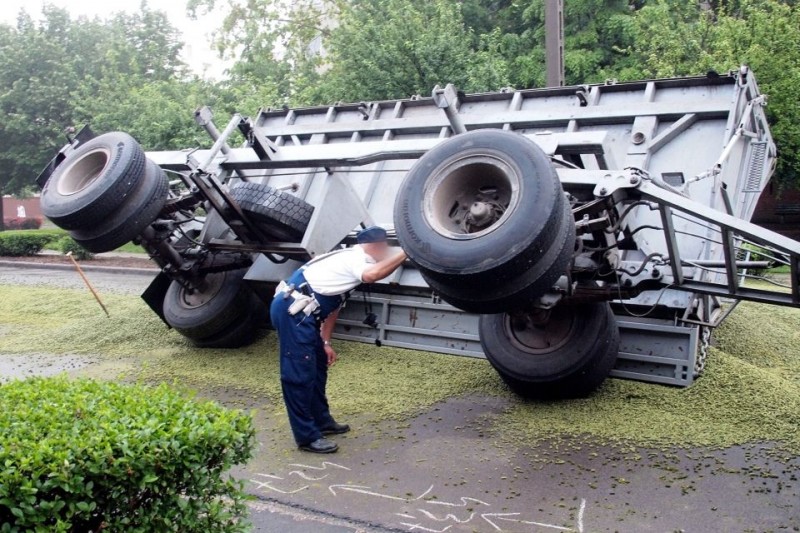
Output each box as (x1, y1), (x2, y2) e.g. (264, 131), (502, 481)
(302, 246), (375, 296)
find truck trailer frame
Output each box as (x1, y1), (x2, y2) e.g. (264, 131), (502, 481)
(37, 67), (800, 393)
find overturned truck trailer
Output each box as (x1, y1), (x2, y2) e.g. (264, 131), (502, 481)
(37, 67), (800, 397)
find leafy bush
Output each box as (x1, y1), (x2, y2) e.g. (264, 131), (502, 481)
(0, 377), (255, 532)
(739, 243), (776, 276)
(0, 231), (59, 256)
(3, 217), (42, 230)
(58, 236), (95, 261)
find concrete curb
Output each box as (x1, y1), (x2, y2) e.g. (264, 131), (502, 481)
(0, 260), (159, 276)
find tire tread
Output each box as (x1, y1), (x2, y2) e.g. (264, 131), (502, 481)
(229, 182), (314, 241)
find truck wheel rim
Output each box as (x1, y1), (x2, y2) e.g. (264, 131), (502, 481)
(423, 153), (520, 240)
(178, 273), (225, 309)
(56, 148), (112, 196)
(503, 307), (575, 354)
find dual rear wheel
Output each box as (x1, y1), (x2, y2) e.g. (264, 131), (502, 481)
(395, 130), (619, 397)
(480, 303), (619, 398)
(162, 269), (268, 348)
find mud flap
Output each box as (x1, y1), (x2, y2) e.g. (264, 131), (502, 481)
(141, 272), (172, 327)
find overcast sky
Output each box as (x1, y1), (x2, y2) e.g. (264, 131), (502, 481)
(0, 0), (231, 79)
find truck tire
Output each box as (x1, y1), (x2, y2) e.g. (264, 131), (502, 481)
(423, 199), (575, 314)
(69, 159), (169, 253)
(479, 302), (619, 398)
(163, 268), (252, 340)
(229, 181), (314, 241)
(394, 129), (567, 285)
(40, 132), (146, 230)
(193, 294), (267, 349)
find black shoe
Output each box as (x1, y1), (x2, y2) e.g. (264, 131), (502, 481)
(321, 422), (351, 436)
(299, 438), (338, 454)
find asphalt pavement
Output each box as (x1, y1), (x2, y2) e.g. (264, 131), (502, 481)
(238, 395), (800, 533)
(0, 263), (156, 294)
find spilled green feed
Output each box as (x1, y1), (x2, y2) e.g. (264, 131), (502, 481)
(0, 284), (504, 419)
(1, 283), (800, 451)
(0, 287), (181, 356)
(713, 301), (800, 383)
(499, 349), (800, 450)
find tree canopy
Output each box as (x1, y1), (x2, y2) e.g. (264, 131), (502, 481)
(1, 0), (800, 198)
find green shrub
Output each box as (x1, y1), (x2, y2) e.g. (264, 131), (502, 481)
(0, 229), (66, 239)
(0, 232), (56, 256)
(58, 236), (94, 261)
(0, 377), (255, 532)
(0, 229), (65, 256)
(739, 242), (775, 276)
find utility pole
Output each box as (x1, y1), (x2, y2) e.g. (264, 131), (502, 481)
(545, 0), (564, 87)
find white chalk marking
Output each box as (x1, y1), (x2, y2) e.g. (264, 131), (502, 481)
(417, 509), (474, 523)
(399, 522), (452, 532)
(288, 471), (329, 481)
(328, 483), (441, 503)
(516, 519), (573, 531)
(249, 479), (308, 495)
(288, 461), (351, 471)
(425, 496), (490, 508)
(395, 512), (417, 519)
(328, 484), (408, 501)
(481, 513), (519, 531)
(577, 498), (586, 533)
(481, 513), (573, 532)
(415, 485), (434, 500)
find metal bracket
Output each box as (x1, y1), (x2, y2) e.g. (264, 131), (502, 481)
(432, 84), (467, 135)
(299, 172), (374, 257)
(35, 125), (97, 188)
(593, 171), (642, 198)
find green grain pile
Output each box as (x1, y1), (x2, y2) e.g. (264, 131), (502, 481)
(499, 348), (800, 451)
(0, 284), (503, 419)
(2, 283), (799, 451)
(713, 301), (800, 383)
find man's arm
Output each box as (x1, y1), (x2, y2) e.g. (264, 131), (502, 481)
(321, 308), (340, 366)
(320, 308), (340, 344)
(361, 250), (407, 283)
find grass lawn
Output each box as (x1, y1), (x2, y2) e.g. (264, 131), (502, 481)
(768, 264), (792, 274)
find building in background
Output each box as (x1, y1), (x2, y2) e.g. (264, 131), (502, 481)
(752, 184), (800, 241)
(2, 195), (43, 229)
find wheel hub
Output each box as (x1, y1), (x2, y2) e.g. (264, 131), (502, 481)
(504, 306), (576, 354)
(469, 201), (493, 224)
(179, 273), (225, 309)
(423, 154), (520, 239)
(463, 197), (505, 233)
(56, 148), (111, 196)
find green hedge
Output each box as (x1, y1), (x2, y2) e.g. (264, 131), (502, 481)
(0, 230), (63, 256)
(740, 242), (775, 276)
(0, 377), (255, 532)
(0, 231), (94, 259)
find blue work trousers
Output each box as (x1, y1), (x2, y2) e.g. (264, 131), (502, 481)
(270, 294), (336, 446)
